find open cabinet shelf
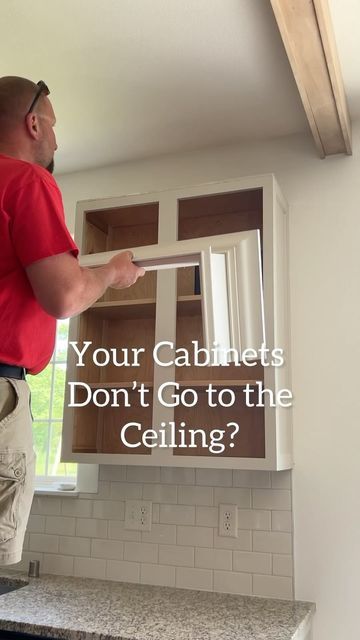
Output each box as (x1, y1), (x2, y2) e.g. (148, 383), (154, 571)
(177, 295), (202, 316)
(89, 299), (157, 320)
(84, 381), (154, 389)
(177, 380), (261, 387)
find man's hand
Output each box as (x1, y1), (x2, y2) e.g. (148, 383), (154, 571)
(26, 250), (146, 319)
(108, 251), (145, 289)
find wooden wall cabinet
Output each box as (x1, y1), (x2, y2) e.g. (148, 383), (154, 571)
(62, 174), (292, 470)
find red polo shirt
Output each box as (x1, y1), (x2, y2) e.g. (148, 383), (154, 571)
(0, 154), (78, 374)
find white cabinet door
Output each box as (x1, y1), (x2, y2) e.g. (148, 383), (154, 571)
(80, 230), (265, 361)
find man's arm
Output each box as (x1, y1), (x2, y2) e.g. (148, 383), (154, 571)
(26, 250), (145, 319)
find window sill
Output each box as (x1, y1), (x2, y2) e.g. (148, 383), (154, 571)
(34, 487), (79, 497)
(34, 464), (99, 497)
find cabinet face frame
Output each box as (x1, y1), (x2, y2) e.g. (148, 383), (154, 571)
(61, 174), (293, 470)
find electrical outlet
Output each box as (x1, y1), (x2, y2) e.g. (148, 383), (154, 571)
(218, 503), (238, 538)
(125, 500), (152, 531)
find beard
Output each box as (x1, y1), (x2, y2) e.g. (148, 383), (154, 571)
(46, 158), (55, 174)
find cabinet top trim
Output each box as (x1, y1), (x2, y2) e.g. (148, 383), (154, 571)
(75, 173), (278, 212)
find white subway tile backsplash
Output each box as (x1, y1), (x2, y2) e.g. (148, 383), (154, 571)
(159, 545), (194, 567)
(108, 520), (141, 542)
(214, 530), (251, 551)
(160, 504), (195, 525)
(196, 506), (218, 527)
(106, 559), (140, 583)
(214, 571), (252, 595)
(177, 526), (213, 548)
(142, 483), (177, 504)
(252, 489), (291, 511)
(126, 466), (161, 484)
(141, 563), (175, 587)
(238, 509), (271, 531)
(74, 557), (106, 579)
(91, 538), (124, 560)
(214, 488), (251, 508)
(272, 511), (292, 532)
(253, 531), (292, 554)
(61, 499), (92, 518)
(27, 466), (294, 601)
(110, 482), (142, 500)
(92, 500), (125, 520)
(76, 518), (108, 539)
(271, 471), (291, 490)
(80, 481), (110, 500)
(43, 554), (74, 576)
(195, 548), (232, 571)
(160, 467), (195, 485)
(99, 465), (127, 482)
(233, 551), (271, 574)
(97, 481), (111, 499)
(196, 469), (232, 487)
(31, 496), (61, 516)
(45, 516), (76, 536)
(124, 541), (158, 563)
(233, 471), (271, 488)
(14, 551), (43, 573)
(26, 515), (46, 533)
(141, 524), (176, 545)
(152, 503), (160, 523)
(59, 536), (91, 557)
(29, 533), (58, 553)
(176, 567), (213, 591)
(178, 485), (213, 506)
(253, 574), (293, 600)
(273, 554), (293, 577)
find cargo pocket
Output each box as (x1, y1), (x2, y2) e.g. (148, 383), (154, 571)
(0, 452), (26, 543)
(0, 379), (19, 426)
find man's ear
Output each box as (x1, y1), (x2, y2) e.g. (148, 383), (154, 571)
(25, 112), (40, 140)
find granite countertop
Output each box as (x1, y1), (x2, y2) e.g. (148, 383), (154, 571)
(0, 572), (315, 640)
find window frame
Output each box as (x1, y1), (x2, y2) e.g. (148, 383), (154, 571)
(29, 319), (99, 494)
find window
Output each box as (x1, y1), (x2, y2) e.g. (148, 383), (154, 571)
(28, 319), (77, 487)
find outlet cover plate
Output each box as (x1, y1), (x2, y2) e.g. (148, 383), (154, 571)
(125, 500), (152, 531)
(218, 503), (238, 538)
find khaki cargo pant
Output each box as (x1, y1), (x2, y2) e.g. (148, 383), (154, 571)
(0, 378), (35, 565)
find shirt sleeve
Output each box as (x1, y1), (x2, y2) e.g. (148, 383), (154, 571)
(9, 175), (79, 267)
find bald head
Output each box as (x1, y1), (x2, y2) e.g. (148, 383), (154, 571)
(0, 76), (57, 172)
(0, 76), (41, 129)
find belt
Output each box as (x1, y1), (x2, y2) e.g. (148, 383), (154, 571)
(0, 363), (27, 379)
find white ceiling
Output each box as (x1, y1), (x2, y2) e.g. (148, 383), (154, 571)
(0, 0), (358, 174)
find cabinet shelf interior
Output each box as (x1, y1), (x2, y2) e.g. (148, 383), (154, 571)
(88, 296), (202, 319)
(86, 381), (153, 389)
(84, 380), (258, 389)
(89, 299), (156, 319)
(177, 295), (202, 316)
(177, 380), (260, 387)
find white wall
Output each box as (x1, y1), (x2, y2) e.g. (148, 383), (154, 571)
(52, 125), (360, 640)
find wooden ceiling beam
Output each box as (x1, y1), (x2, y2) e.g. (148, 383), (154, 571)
(270, 0), (352, 157)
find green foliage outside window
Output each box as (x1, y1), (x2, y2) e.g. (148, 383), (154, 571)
(28, 319), (77, 478)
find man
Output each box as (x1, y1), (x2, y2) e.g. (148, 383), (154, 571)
(0, 76), (145, 564)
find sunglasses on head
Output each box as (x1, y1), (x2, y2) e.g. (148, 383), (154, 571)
(26, 80), (50, 115)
